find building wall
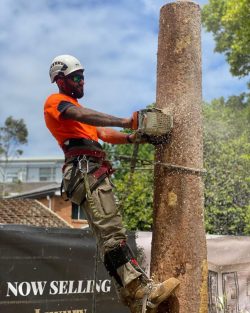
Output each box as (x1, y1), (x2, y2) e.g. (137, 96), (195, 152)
(0, 158), (64, 183)
(38, 196), (88, 229)
(209, 263), (250, 313)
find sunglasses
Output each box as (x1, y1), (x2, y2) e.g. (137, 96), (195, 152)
(67, 74), (84, 83)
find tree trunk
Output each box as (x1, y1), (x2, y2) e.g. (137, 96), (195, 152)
(151, 2), (208, 313)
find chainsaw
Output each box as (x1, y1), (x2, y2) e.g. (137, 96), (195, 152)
(135, 108), (173, 136)
(130, 108), (173, 172)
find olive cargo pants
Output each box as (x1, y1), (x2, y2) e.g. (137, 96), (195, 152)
(63, 158), (142, 287)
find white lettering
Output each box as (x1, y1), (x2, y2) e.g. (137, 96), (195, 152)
(85, 280), (94, 293)
(7, 281), (47, 297)
(19, 282), (31, 296)
(31, 281), (47, 296)
(6, 282), (18, 297)
(102, 280), (111, 293)
(58, 281), (68, 294)
(77, 280), (83, 293)
(7, 279), (111, 297)
(95, 281), (101, 293)
(68, 280), (78, 294)
(49, 281), (58, 295)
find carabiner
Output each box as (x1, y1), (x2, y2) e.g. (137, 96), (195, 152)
(77, 155), (89, 173)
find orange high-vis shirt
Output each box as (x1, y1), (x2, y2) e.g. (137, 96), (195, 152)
(44, 93), (98, 147)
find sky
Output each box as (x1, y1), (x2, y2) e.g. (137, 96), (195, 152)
(0, 0), (249, 157)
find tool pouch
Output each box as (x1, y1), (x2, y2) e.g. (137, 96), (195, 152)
(62, 159), (114, 206)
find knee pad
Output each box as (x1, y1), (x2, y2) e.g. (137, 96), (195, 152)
(104, 242), (135, 286)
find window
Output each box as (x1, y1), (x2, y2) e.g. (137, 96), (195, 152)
(208, 271), (219, 313)
(5, 169), (19, 183)
(39, 167), (56, 181)
(222, 272), (239, 313)
(71, 203), (86, 220)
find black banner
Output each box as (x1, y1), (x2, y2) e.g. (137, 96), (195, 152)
(0, 225), (139, 313)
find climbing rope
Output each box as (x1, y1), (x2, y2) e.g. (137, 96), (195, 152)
(155, 161), (206, 176)
(92, 243), (99, 313)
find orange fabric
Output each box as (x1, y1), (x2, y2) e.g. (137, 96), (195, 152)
(44, 93), (98, 147)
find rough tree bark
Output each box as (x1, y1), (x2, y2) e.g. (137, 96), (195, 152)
(150, 1), (208, 313)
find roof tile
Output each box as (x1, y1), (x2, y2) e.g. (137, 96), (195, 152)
(0, 199), (71, 228)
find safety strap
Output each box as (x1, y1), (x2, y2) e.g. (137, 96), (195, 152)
(80, 160), (115, 205)
(64, 149), (106, 159)
(63, 138), (103, 151)
(92, 161), (115, 178)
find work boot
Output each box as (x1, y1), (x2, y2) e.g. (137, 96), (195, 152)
(125, 276), (180, 313)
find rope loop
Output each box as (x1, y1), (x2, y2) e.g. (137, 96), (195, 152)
(155, 161), (206, 176)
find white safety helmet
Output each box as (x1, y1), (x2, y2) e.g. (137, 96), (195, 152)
(49, 55), (84, 83)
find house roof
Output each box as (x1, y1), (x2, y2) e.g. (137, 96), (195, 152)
(207, 234), (250, 266)
(0, 199), (72, 228)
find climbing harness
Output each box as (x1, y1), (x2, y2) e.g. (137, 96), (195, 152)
(62, 152), (118, 219)
(64, 148), (105, 159)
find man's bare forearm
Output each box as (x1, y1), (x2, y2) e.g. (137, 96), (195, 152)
(63, 105), (132, 128)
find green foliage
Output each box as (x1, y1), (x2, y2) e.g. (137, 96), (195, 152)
(115, 170), (154, 230)
(0, 116), (28, 159)
(203, 93), (250, 234)
(202, 0), (250, 77)
(104, 139), (155, 231)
